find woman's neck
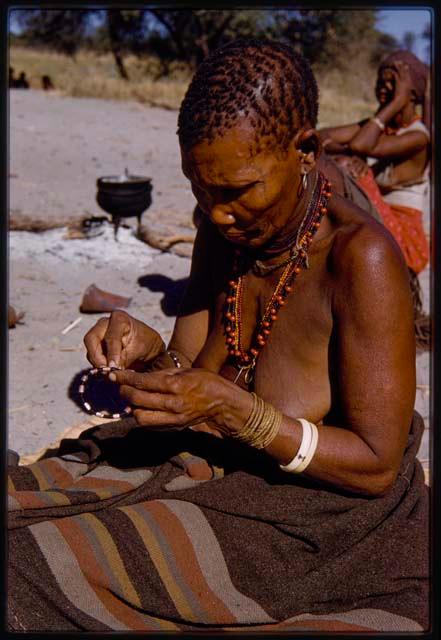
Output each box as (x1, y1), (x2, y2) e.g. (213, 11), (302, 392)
(390, 103), (418, 130)
(256, 168), (319, 261)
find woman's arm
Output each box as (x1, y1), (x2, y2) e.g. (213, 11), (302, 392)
(318, 123), (362, 149)
(113, 219), (415, 496)
(162, 217), (215, 366)
(265, 223), (416, 496)
(348, 61), (427, 159)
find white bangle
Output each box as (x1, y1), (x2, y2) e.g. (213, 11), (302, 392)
(279, 419), (319, 474)
(371, 116), (385, 131)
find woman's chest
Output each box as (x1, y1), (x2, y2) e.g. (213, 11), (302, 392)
(196, 256), (335, 419)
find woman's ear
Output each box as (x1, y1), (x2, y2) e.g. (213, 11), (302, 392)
(295, 129), (320, 173)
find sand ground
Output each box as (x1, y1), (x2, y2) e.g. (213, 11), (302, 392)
(8, 89), (431, 467)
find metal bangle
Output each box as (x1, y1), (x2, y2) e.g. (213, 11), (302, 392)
(165, 350), (182, 368)
(371, 116), (385, 131)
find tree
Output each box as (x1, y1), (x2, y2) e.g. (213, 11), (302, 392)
(146, 9), (269, 67)
(14, 9), (90, 58)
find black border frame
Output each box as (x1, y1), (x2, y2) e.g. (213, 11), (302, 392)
(2, 2), (439, 639)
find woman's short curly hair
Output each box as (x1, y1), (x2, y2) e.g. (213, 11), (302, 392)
(177, 38), (319, 153)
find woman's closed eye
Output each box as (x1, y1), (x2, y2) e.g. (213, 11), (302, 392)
(192, 182), (257, 204)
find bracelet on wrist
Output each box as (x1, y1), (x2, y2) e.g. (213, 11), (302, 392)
(231, 392), (283, 450)
(148, 349), (185, 371)
(371, 116), (385, 131)
(279, 419), (319, 474)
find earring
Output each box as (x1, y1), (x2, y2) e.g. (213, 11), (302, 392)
(297, 169), (308, 198)
(302, 171), (308, 190)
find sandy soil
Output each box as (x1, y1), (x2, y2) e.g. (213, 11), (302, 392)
(8, 88), (431, 467)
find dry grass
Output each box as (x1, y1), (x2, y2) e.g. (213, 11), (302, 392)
(9, 46), (191, 109)
(9, 45), (377, 121)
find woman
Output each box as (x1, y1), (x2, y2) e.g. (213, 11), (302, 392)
(8, 40), (428, 632)
(318, 50), (430, 276)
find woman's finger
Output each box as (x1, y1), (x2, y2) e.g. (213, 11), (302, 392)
(132, 409), (188, 428)
(119, 385), (182, 413)
(111, 368), (178, 391)
(83, 318), (110, 367)
(103, 313), (132, 368)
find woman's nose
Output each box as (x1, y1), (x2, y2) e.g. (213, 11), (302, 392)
(209, 205), (236, 226)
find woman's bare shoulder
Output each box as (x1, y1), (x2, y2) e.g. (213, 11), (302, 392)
(327, 192), (407, 279)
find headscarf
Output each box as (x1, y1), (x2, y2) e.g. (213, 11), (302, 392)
(378, 50), (428, 104)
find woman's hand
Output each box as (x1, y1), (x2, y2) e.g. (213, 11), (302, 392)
(391, 61), (414, 106)
(110, 367), (253, 434)
(83, 310), (165, 370)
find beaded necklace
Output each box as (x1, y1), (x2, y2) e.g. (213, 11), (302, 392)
(223, 171), (332, 385)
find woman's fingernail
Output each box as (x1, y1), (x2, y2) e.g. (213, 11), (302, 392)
(109, 372), (117, 382)
(108, 360), (117, 368)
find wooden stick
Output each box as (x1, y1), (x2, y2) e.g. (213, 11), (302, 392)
(61, 317), (82, 335)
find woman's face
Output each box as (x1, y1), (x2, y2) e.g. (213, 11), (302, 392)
(375, 67), (396, 105)
(181, 120), (304, 249)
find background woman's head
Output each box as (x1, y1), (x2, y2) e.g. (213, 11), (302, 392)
(177, 39), (319, 156)
(376, 49), (428, 106)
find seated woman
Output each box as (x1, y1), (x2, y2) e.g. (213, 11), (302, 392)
(318, 50), (430, 277)
(8, 40), (428, 633)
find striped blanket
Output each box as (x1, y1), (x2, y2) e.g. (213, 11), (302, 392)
(8, 412), (429, 632)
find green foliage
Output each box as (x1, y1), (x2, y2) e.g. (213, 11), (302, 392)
(146, 9), (269, 66)
(14, 9), (90, 57)
(11, 8), (402, 79)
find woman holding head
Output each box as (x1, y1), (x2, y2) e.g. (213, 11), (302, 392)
(319, 50), (430, 276)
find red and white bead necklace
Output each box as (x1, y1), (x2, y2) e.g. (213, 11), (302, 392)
(223, 171), (332, 384)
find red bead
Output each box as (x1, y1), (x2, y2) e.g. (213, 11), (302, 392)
(314, 222), (320, 228)
(234, 350), (241, 357)
(321, 207), (327, 214)
(226, 312), (232, 320)
(279, 299), (286, 306)
(226, 297), (234, 304)
(263, 328), (270, 335)
(270, 307), (277, 315)
(294, 266), (301, 273)
(285, 285), (292, 292)
(231, 315), (236, 322)
(251, 348), (259, 356)
(263, 320), (270, 328)
(228, 280), (236, 287)
(271, 314), (278, 321)
(226, 337), (234, 344)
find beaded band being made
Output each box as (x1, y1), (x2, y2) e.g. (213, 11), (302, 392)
(231, 392), (283, 449)
(78, 366), (132, 419)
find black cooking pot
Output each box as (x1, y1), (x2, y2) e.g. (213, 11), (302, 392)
(96, 170), (153, 238)
(97, 171), (152, 218)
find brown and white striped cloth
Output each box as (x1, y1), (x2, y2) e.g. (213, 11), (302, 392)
(8, 412), (429, 632)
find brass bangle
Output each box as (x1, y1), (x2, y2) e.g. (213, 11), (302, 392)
(231, 393), (283, 449)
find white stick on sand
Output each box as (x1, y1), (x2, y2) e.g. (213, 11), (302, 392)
(61, 317), (82, 335)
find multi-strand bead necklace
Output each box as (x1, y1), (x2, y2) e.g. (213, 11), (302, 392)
(223, 171), (332, 385)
